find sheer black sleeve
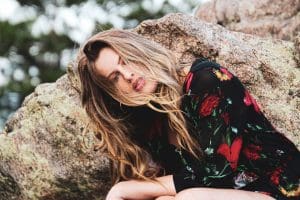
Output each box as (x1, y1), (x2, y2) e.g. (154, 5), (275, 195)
(172, 58), (300, 200)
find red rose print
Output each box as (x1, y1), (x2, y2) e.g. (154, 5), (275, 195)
(220, 67), (233, 79)
(199, 94), (220, 117)
(185, 72), (194, 93)
(220, 112), (230, 125)
(242, 144), (262, 160)
(243, 90), (261, 113)
(217, 136), (243, 171)
(243, 90), (252, 106)
(213, 67), (233, 81)
(269, 167), (283, 185)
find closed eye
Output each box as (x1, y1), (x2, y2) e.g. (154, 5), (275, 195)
(108, 56), (123, 81)
(112, 71), (120, 82)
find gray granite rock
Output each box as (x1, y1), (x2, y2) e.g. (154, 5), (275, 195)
(195, 0), (300, 41)
(0, 74), (111, 199)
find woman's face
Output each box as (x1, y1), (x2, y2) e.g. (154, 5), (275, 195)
(94, 47), (157, 95)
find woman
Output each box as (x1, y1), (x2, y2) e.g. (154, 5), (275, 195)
(77, 29), (300, 200)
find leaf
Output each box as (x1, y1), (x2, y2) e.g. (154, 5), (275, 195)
(231, 126), (238, 134)
(212, 123), (223, 135)
(227, 98), (232, 104)
(255, 125), (262, 130)
(226, 132), (231, 145)
(204, 147), (214, 155)
(212, 109), (217, 117)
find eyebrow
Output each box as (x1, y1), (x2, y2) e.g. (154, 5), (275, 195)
(107, 56), (121, 79)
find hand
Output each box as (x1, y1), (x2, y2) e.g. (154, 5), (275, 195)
(105, 182), (125, 200)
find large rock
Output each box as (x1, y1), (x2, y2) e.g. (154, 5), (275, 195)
(195, 0), (300, 41)
(1, 13), (299, 199)
(0, 73), (111, 199)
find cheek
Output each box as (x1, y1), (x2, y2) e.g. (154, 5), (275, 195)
(117, 80), (132, 93)
(144, 81), (157, 93)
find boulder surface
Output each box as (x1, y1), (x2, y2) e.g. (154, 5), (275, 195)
(195, 0), (300, 41)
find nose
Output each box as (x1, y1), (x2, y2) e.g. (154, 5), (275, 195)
(120, 68), (134, 83)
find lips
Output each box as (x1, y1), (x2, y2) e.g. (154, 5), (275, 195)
(133, 77), (145, 92)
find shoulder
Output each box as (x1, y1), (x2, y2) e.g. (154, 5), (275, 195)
(189, 58), (221, 73)
(183, 58), (232, 94)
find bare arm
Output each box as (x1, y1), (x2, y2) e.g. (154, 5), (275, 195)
(105, 175), (176, 200)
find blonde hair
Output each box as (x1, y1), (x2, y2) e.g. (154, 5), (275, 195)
(77, 29), (201, 184)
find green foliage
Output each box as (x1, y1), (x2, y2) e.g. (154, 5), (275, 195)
(0, 21), (33, 56)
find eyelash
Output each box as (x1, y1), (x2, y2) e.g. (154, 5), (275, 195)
(111, 57), (124, 82)
(113, 71), (120, 82)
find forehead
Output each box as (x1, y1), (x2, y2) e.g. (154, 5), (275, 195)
(94, 47), (119, 77)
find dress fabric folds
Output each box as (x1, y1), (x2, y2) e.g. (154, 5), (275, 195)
(144, 58), (300, 200)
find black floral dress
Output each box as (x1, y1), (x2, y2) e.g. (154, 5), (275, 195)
(142, 58), (300, 200)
